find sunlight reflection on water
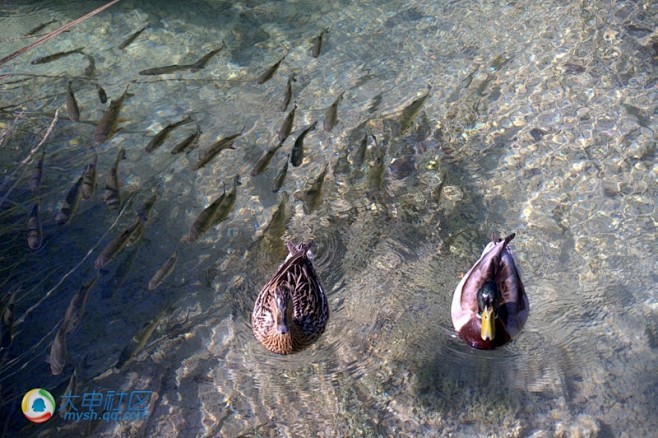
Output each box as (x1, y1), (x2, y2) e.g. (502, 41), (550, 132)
(0, 0), (656, 436)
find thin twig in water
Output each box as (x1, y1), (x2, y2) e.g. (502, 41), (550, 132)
(0, 0), (122, 66)
(14, 197), (133, 326)
(0, 109), (59, 208)
(0, 111), (26, 149)
(22, 108), (59, 164)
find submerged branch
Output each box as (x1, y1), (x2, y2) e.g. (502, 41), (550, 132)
(0, 109), (59, 208)
(0, 0), (121, 66)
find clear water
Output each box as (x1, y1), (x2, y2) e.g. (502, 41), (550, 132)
(0, 0), (656, 436)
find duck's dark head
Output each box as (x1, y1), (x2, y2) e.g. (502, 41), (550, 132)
(477, 281), (499, 341)
(273, 286), (293, 335)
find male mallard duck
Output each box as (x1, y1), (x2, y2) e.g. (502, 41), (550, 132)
(252, 241), (329, 354)
(451, 233), (529, 349)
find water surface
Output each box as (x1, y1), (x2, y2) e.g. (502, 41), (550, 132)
(0, 0), (656, 436)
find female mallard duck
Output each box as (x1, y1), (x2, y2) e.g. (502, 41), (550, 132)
(451, 233), (529, 350)
(252, 241), (329, 354)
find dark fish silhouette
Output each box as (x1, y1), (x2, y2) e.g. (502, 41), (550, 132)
(280, 73), (296, 112)
(256, 54), (286, 84)
(31, 47), (84, 64)
(271, 156), (289, 193)
(352, 132), (369, 167)
(55, 176), (83, 225)
(63, 275), (97, 335)
(66, 80), (80, 122)
(104, 147), (126, 210)
(1, 291), (16, 349)
(27, 203), (43, 250)
(290, 121), (317, 167)
(183, 175), (240, 243)
(95, 220), (142, 269)
(250, 141), (284, 177)
(323, 91), (344, 132)
(118, 23), (149, 50)
(397, 85), (431, 133)
(190, 43), (226, 72)
(84, 54), (95, 77)
(145, 116), (192, 153)
(170, 125), (201, 154)
(139, 64), (191, 75)
(303, 164), (328, 214)
(192, 131), (242, 171)
(48, 326), (67, 375)
(310, 28), (329, 58)
(97, 85), (108, 104)
(148, 251), (178, 290)
(26, 20), (56, 36)
(81, 153), (97, 200)
(29, 149), (45, 192)
(93, 85), (131, 144)
(277, 104), (296, 143)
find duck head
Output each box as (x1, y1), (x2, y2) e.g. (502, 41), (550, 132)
(273, 285), (294, 335)
(477, 281), (498, 341)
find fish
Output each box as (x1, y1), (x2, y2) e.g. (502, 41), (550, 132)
(93, 85), (131, 145)
(97, 85), (108, 104)
(81, 152), (97, 200)
(271, 156), (289, 193)
(280, 73), (296, 112)
(123, 195), (153, 247)
(250, 141), (284, 177)
(145, 116), (193, 153)
(84, 54), (96, 77)
(63, 275), (97, 335)
(29, 149), (45, 192)
(118, 23), (149, 50)
(148, 250), (178, 291)
(183, 174), (240, 243)
(190, 43), (225, 72)
(95, 220), (142, 270)
(352, 132), (369, 167)
(59, 369), (78, 418)
(367, 135), (386, 192)
(323, 91), (344, 132)
(48, 325), (67, 376)
(31, 47), (84, 64)
(277, 104), (296, 143)
(114, 246), (141, 288)
(26, 20), (56, 36)
(290, 120), (317, 167)
(125, 220), (145, 247)
(104, 147), (126, 210)
(397, 85), (431, 133)
(66, 80), (80, 122)
(115, 307), (168, 369)
(55, 176), (83, 225)
(303, 164), (328, 214)
(256, 54), (286, 84)
(1, 290), (16, 349)
(192, 131), (242, 171)
(261, 191), (291, 244)
(310, 28), (329, 58)
(136, 192), (157, 223)
(27, 203), (43, 251)
(138, 64), (192, 76)
(170, 125), (201, 154)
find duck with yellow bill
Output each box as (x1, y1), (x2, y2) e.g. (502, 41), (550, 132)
(451, 233), (529, 350)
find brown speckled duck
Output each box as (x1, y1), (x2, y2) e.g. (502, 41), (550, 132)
(451, 233), (529, 349)
(252, 241), (329, 354)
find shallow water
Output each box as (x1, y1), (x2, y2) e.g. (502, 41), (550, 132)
(0, 0), (656, 436)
